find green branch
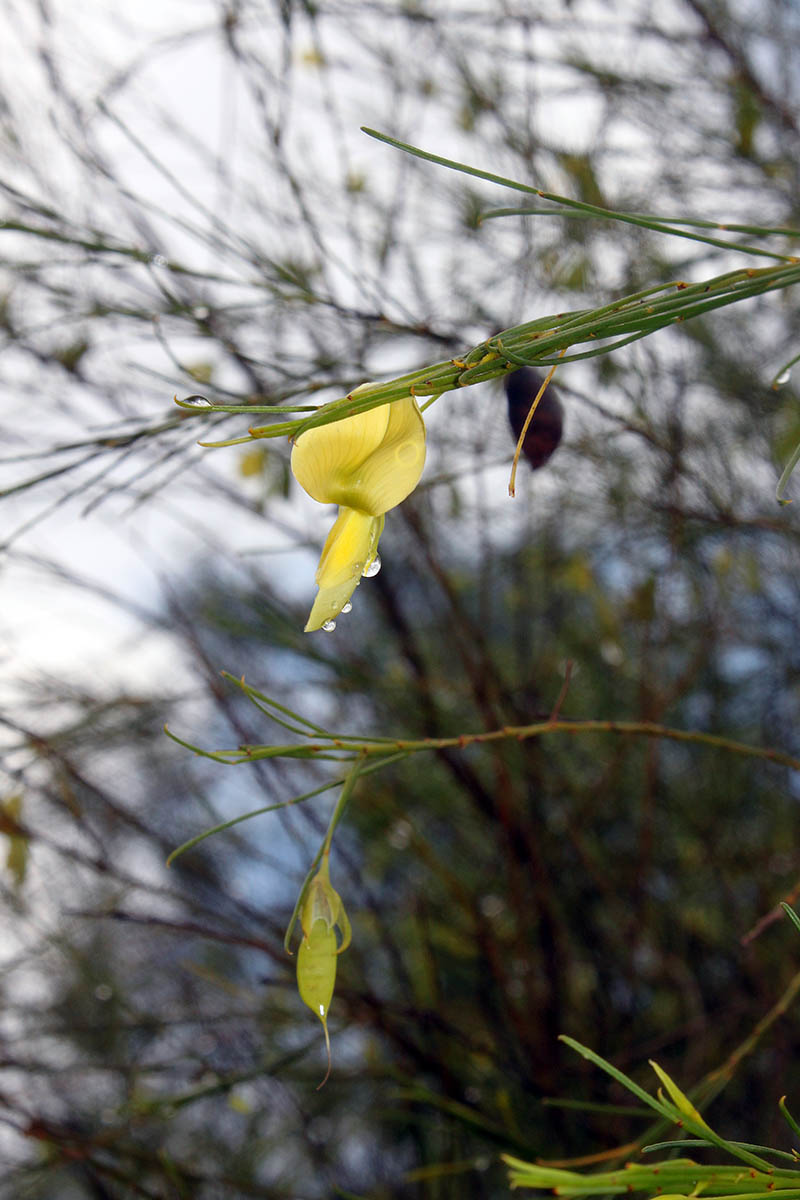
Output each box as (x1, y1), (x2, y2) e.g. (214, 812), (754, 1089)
(179, 261), (800, 445)
(361, 128), (800, 260)
(172, 712), (800, 774)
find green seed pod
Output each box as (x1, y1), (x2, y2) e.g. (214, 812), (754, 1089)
(293, 855), (351, 1087)
(297, 918), (338, 1088)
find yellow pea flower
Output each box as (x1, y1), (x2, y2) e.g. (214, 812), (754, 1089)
(291, 388), (426, 631)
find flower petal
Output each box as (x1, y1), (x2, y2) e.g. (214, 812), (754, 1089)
(304, 507), (383, 631)
(292, 396), (425, 515)
(345, 396), (426, 514)
(291, 400), (390, 506)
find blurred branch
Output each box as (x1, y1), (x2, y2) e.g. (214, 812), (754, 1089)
(168, 675), (800, 774)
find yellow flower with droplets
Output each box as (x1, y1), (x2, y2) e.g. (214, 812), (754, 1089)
(291, 387), (426, 631)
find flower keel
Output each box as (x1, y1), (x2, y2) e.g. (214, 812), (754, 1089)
(292, 391), (426, 631)
(305, 508), (384, 632)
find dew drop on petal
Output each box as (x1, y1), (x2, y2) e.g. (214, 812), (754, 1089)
(321, 619), (337, 632)
(341, 602), (353, 614)
(776, 368), (792, 386)
(362, 554), (381, 578)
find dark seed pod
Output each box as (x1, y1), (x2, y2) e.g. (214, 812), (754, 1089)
(504, 367), (564, 469)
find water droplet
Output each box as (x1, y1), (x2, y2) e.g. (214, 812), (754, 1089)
(341, 602), (352, 614)
(479, 893), (505, 919)
(194, 305), (210, 320)
(94, 983), (113, 1001)
(775, 368), (792, 386)
(388, 818), (412, 849)
(362, 554), (381, 578)
(600, 639), (624, 666)
(151, 253), (168, 267)
(321, 619), (336, 632)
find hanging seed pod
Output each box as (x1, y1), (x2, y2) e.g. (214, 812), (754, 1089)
(297, 918), (338, 1088)
(294, 855), (351, 1088)
(504, 366), (564, 469)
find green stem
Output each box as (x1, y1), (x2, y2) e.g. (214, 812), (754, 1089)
(206, 717), (800, 774)
(283, 760), (364, 952)
(361, 128), (799, 261)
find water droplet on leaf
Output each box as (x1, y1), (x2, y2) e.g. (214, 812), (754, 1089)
(321, 619), (336, 632)
(776, 368), (792, 386)
(362, 554), (381, 578)
(341, 602), (352, 614)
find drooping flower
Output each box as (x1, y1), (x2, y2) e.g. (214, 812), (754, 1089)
(291, 388), (426, 631)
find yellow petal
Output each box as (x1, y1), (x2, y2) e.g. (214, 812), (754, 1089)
(292, 396), (426, 515)
(304, 508), (383, 631)
(346, 396), (426, 514)
(291, 402), (390, 507)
